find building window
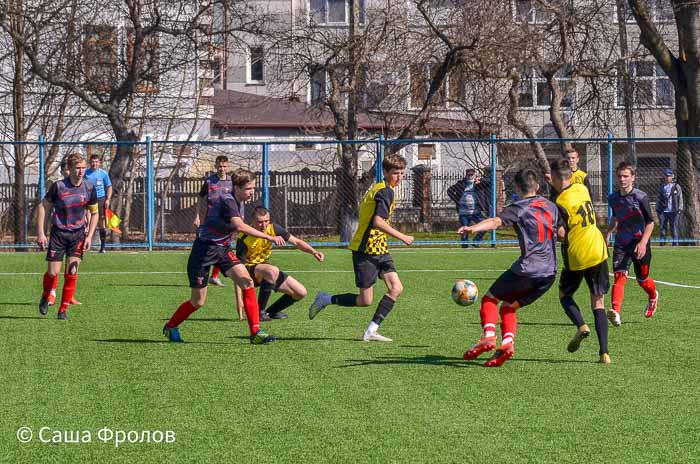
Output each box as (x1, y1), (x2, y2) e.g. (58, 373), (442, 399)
(518, 68), (574, 108)
(309, 0), (366, 25)
(617, 62), (673, 107)
(127, 31), (159, 93)
(514, 0), (554, 24)
(618, 0), (673, 23)
(361, 67), (400, 109)
(83, 25), (117, 93)
(417, 144), (436, 160)
(248, 47), (264, 83)
(310, 66), (326, 104)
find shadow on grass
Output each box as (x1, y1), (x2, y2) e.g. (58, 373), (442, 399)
(230, 335), (359, 342)
(93, 338), (237, 345)
(338, 354), (470, 369)
(110, 283), (185, 288)
(0, 314), (46, 319)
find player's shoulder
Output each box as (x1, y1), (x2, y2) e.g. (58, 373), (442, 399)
(632, 188), (649, 199)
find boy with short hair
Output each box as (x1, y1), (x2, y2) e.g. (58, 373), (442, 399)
(308, 154), (414, 342)
(605, 161), (658, 325)
(461, 168), (559, 367)
(550, 159), (611, 364)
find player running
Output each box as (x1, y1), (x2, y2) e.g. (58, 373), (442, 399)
(461, 168), (558, 367)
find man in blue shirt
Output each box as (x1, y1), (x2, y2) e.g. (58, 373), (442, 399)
(85, 154), (113, 253)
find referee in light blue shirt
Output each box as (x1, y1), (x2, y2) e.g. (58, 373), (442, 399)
(85, 154), (113, 253)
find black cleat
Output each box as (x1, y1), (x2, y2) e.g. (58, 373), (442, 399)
(57, 311), (69, 321)
(268, 311), (288, 319)
(39, 297), (49, 316)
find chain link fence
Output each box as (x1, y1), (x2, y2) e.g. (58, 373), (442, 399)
(0, 137), (697, 249)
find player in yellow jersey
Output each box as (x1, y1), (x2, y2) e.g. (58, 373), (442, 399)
(308, 154), (414, 342)
(235, 206), (324, 321)
(564, 148), (591, 190)
(550, 159), (611, 364)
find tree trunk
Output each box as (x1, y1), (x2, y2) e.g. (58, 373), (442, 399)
(337, 145), (359, 242)
(11, 0), (27, 248)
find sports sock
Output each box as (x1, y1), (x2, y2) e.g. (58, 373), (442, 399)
(480, 295), (499, 336)
(612, 272), (627, 312)
(371, 295), (395, 325)
(266, 294), (296, 315)
(637, 277), (657, 300)
(59, 273), (77, 313)
(99, 229), (106, 248)
(211, 266), (220, 279)
(43, 272), (58, 299)
(593, 308), (609, 355)
(166, 300), (198, 328)
(242, 287), (261, 336)
(331, 293), (357, 307)
(367, 321), (379, 333)
(499, 304), (517, 346)
(257, 281), (274, 313)
(560, 296), (585, 327)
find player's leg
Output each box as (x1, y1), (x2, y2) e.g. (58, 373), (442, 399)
(40, 258), (62, 316)
(362, 267), (402, 342)
(267, 273), (306, 319)
(659, 212), (669, 246)
(253, 264), (276, 321)
(228, 263), (275, 344)
(55, 230), (88, 320)
(610, 245), (632, 323)
(560, 269), (591, 351)
(209, 266), (224, 287)
(97, 198), (107, 253)
(584, 261), (611, 363)
(633, 248), (658, 318)
(671, 211), (681, 246)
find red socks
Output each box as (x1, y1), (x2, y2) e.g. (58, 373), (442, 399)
(638, 277), (657, 300)
(611, 272), (627, 312)
(166, 300), (198, 328)
(480, 295), (499, 333)
(211, 267), (221, 279)
(242, 287), (260, 336)
(499, 305), (517, 344)
(59, 273), (77, 312)
(43, 272), (58, 299)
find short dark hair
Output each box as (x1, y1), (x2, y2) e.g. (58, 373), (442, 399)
(89, 154), (101, 161)
(563, 148), (578, 157)
(616, 161), (636, 176)
(215, 155), (229, 164)
(514, 168), (539, 194)
(382, 154), (407, 171)
(550, 159), (571, 180)
(253, 206), (270, 218)
(66, 153), (85, 168)
(232, 168), (255, 187)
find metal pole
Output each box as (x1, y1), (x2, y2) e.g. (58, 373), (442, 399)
(38, 135), (45, 200)
(262, 143), (270, 208)
(376, 134), (384, 183)
(283, 184), (288, 230)
(490, 134), (497, 246)
(607, 133), (614, 227)
(146, 136), (154, 251)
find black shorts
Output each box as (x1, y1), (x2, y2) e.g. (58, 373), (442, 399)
(187, 239), (241, 288)
(245, 264), (289, 289)
(46, 227), (86, 262)
(488, 269), (556, 307)
(96, 198), (106, 219)
(560, 260), (610, 297)
(352, 251), (397, 289)
(613, 241), (652, 279)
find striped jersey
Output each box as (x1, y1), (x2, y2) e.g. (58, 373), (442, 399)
(237, 223), (291, 265)
(45, 178), (98, 231)
(196, 194), (243, 246)
(349, 180), (394, 255)
(608, 188), (654, 247)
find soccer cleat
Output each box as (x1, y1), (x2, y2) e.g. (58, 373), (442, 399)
(69, 297), (82, 305)
(47, 293), (56, 306)
(599, 353), (612, 364)
(250, 329), (277, 345)
(39, 297), (50, 316)
(99, 247), (106, 254)
(644, 290), (659, 318)
(57, 311), (69, 321)
(163, 325), (184, 343)
(363, 331), (392, 342)
(268, 311), (288, 320)
(484, 342), (515, 367)
(607, 309), (621, 327)
(567, 324), (591, 353)
(308, 292), (331, 320)
(463, 336), (497, 360)
(259, 311), (272, 322)
(209, 276), (225, 287)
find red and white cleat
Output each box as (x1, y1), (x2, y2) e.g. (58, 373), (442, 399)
(463, 336), (496, 361)
(484, 342), (515, 368)
(644, 290), (659, 318)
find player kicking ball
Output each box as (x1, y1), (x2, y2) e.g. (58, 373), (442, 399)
(461, 169), (559, 367)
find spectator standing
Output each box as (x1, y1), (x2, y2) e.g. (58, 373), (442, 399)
(656, 168), (683, 246)
(448, 168), (488, 248)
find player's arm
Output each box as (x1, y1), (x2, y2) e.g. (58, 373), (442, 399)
(371, 187), (414, 245)
(372, 216), (414, 246)
(231, 217), (286, 246)
(194, 182), (208, 227)
(288, 235), (324, 262)
(458, 216), (503, 235)
(605, 217), (618, 246)
(84, 190), (100, 251)
(636, 195), (655, 258)
(36, 198), (52, 249)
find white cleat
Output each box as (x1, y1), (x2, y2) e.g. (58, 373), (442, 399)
(363, 331), (392, 342)
(606, 309), (621, 327)
(209, 276), (225, 287)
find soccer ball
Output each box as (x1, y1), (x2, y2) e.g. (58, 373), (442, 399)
(452, 279), (479, 306)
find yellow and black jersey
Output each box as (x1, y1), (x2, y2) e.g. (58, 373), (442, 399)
(236, 223), (291, 265)
(571, 169), (590, 190)
(349, 180), (395, 255)
(555, 183), (608, 271)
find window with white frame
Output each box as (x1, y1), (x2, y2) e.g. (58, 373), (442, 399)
(417, 144), (436, 161)
(309, 0), (366, 25)
(518, 68), (574, 108)
(617, 61), (673, 107)
(247, 47), (264, 83)
(309, 64), (349, 105)
(514, 0), (555, 24)
(618, 0), (673, 23)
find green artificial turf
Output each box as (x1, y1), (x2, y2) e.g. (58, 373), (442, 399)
(1, 247), (698, 463)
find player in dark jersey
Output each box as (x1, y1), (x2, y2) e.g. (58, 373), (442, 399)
(307, 154), (414, 342)
(36, 153), (99, 320)
(550, 160), (611, 364)
(163, 169), (286, 344)
(235, 206), (325, 321)
(194, 155), (233, 287)
(462, 168), (558, 367)
(605, 161), (658, 325)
